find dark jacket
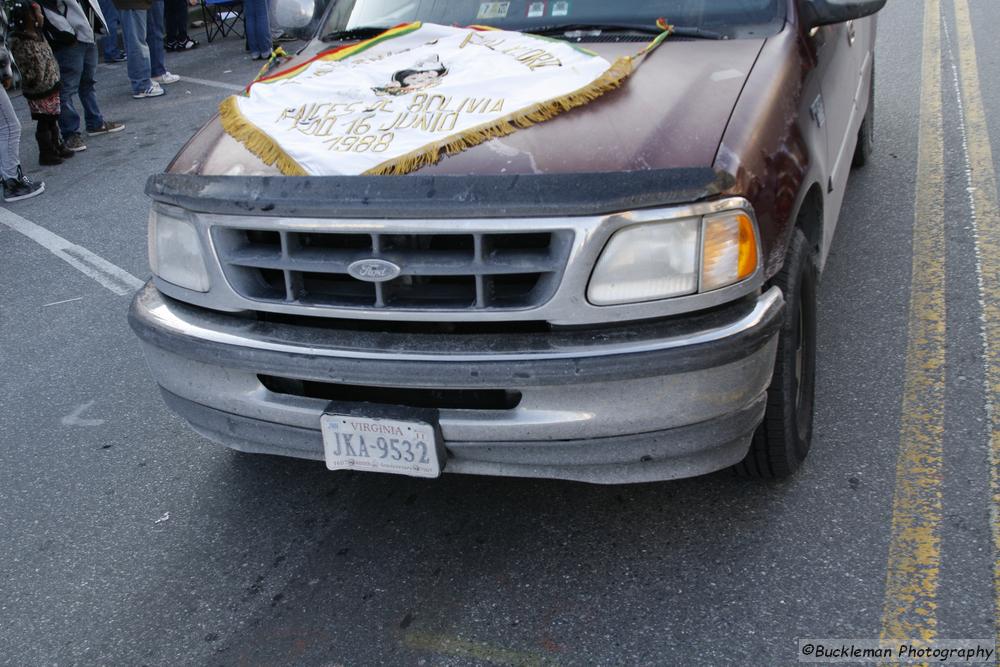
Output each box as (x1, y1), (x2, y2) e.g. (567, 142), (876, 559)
(9, 33), (60, 99)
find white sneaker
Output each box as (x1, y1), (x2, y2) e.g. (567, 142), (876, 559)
(152, 72), (180, 84)
(133, 82), (165, 98)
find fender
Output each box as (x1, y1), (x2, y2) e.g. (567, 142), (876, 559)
(714, 2), (875, 278)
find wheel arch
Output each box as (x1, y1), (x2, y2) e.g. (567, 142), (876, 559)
(794, 182), (825, 257)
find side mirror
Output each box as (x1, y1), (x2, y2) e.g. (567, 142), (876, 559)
(800, 0), (887, 29)
(273, 0), (315, 29)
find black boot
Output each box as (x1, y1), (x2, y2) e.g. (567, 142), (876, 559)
(36, 121), (62, 166)
(53, 124), (74, 159)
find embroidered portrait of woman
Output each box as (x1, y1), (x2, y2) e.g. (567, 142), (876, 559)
(373, 55), (448, 96)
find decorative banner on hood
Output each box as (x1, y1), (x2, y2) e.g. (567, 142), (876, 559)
(219, 21), (670, 176)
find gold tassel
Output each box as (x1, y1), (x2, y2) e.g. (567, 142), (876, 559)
(217, 96), (309, 176)
(219, 55), (635, 177)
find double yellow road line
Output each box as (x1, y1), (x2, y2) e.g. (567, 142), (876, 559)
(880, 0), (1000, 649)
(879, 0), (946, 645)
(952, 0), (1000, 649)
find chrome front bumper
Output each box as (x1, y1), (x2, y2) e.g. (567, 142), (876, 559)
(129, 284), (784, 484)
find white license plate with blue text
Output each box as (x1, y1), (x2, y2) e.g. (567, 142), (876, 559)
(320, 413), (441, 478)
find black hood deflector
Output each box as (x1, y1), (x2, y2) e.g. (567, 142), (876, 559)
(147, 169), (733, 219)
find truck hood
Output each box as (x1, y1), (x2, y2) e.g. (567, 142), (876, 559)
(172, 37), (765, 177)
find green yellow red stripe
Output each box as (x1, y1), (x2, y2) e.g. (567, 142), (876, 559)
(250, 22), (423, 88)
(247, 18), (670, 90)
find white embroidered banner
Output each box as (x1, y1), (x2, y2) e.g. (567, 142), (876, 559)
(220, 22), (664, 176)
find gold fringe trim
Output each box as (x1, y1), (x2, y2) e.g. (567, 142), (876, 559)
(219, 56), (634, 177)
(217, 96), (309, 176)
(364, 56), (634, 176)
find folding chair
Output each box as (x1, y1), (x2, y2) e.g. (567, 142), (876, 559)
(200, 0), (245, 43)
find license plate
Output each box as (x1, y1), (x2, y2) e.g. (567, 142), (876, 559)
(320, 413), (441, 478)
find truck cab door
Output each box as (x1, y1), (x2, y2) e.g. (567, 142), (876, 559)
(808, 14), (872, 248)
(814, 20), (862, 183)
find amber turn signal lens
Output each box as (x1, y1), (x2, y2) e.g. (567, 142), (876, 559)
(700, 211), (759, 292)
(737, 213), (758, 280)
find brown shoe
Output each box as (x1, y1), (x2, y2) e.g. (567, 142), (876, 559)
(88, 121), (125, 136)
(63, 134), (87, 151)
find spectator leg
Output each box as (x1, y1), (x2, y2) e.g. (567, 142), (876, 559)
(164, 0), (189, 44)
(53, 44), (83, 138)
(0, 87), (21, 179)
(267, 0), (282, 39)
(120, 9), (153, 94)
(147, 0), (168, 78)
(78, 43), (106, 131)
(243, 0), (271, 56)
(97, 0), (123, 60)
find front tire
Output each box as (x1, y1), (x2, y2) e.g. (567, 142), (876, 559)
(852, 67), (875, 168)
(735, 229), (818, 479)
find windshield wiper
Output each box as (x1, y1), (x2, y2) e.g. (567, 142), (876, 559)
(320, 26), (388, 42)
(321, 22), (725, 43)
(526, 23), (727, 40)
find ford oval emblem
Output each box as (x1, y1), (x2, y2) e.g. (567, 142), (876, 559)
(347, 258), (402, 283)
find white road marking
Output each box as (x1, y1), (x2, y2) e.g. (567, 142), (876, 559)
(947, 2), (1000, 647)
(178, 75), (244, 92)
(0, 206), (144, 295)
(42, 296), (84, 307)
(944, 4), (992, 444)
(96, 64), (244, 91)
(60, 401), (105, 427)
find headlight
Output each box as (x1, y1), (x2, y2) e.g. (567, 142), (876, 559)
(148, 207), (210, 292)
(588, 209), (760, 306)
(588, 218), (700, 305)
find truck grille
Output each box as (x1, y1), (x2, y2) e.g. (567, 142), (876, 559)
(212, 227), (573, 311)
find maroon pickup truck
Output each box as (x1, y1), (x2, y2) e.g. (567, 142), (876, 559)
(130, 0), (885, 483)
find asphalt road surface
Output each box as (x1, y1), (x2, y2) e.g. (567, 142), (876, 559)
(2, 1), (999, 664)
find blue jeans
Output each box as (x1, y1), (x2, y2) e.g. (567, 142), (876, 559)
(147, 0), (167, 77)
(0, 86), (22, 179)
(243, 0), (271, 56)
(97, 0), (123, 60)
(53, 42), (105, 136)
(120, 3), (166, 93)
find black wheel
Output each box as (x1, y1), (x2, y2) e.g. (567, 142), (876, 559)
(852, 67), (875, 168)
(735, 229), (818, 479)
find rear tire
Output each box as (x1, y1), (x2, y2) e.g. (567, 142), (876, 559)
(735, 229), (818, 479)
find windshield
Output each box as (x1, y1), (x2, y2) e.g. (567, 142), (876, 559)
(321, 1), (785, 40)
